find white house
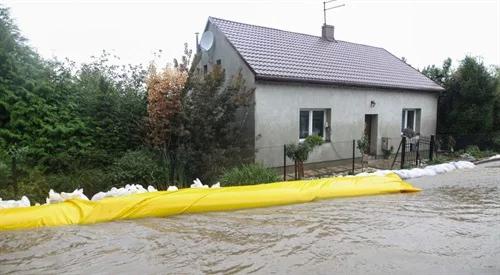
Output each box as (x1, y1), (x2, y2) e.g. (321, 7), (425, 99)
(196, 17), (444, 167)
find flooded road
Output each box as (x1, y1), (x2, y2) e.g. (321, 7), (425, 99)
(1, 162), (499, 274)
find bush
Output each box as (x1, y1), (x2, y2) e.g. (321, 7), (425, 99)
(357, 135), (369, 154)
(4, 168), (111, 204)
(465, 145), (481, 158)
(46, 168), (111, 199)
(426, 156), (448, 165)
(492, 134), (500, 151)
(0, 149), (170, 202)
(382, 146), (394, 160)
(0, 154), (10, 188)
(108, 149), (167, 188)
(220, 163), (279, 186)
(285, 135), (323, 179)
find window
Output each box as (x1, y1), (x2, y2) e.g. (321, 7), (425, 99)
(402, 109), (421, 131)
(299, 109), (330, 141)
(203, 65), (208, 75)
(216, 59), (221, 65)
(299, 111), (309, 139)
(312, 111), (324, 137)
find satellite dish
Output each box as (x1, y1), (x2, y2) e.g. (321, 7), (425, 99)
(199, 31), (214, 52)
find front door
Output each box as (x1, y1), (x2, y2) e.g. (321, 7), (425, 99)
(364, 114), (378, 155)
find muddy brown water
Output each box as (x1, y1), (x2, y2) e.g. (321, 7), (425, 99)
(1, 162), (499, 274)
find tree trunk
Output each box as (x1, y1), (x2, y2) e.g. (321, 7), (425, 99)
(168, 151), (176, 188)
(299, 161), (304, 179)
(294, 160), (298, 180)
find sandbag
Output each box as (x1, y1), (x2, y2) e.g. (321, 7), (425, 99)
(0, 173), (419, 231)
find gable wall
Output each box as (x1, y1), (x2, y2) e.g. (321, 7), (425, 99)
(197, 21), (257, 162)
(198, 22), (255, 87)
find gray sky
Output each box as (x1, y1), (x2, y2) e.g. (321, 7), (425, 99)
(4, 0), (500, 70)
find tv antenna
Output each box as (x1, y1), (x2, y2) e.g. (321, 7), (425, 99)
(323, 0), (345, 25)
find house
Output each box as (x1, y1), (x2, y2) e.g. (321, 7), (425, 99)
(196, 17), (444, 167)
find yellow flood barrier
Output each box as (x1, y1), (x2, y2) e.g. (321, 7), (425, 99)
(0, 173), (419, 231)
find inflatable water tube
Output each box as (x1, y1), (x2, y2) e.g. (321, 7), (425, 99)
(0, 173), (419, 231)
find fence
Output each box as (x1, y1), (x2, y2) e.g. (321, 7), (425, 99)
(261, 132), (497, 181)
(281, 140), (360, 180)
(391, 135), (435, 169)
(390, 133), (498, 169)
(257, 137), (402, 181)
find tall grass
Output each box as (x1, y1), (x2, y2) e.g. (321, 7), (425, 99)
(220, 164), (279, 186)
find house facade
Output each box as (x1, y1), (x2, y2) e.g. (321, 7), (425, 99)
(196, 17), (443, 167)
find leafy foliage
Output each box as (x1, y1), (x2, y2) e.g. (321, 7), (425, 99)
(108, 149), (166, 188)
(220, 163), (279, 186)
(356, 135), (369, 155)
(285, 135), (324, 163)
(422, 58), (452, 86)
(0, 7), (148, 198)
(356, 135), (370, 171)
(146, 66), (187, 149)
(180, 66), (253, 184)
(0, 5), (255, 198)
(423, 56), (498, 136)
(382, 146), (394, 160)
(0, 7), (91, 171)
(285, 135), (323, 179)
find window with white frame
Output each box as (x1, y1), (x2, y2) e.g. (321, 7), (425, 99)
(402, 109), (421, 131)
(299, 109), (330, 141)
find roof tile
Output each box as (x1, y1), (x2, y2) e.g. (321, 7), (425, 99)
(209, 17), (443, 91)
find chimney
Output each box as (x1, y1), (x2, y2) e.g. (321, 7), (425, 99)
(195, 32), (200, 53)
(321, 24), (335, 41)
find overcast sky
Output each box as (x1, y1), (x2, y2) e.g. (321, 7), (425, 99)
(3, 0), (499, 70)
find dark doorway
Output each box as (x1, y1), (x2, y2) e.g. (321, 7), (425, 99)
(364, 114), (378, 155)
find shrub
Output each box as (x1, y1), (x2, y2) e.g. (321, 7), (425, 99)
(357, 134), (370, 171)
(382, 146), (394, 160)
(356, 135), (370, 154)
(426, 156), (448, 165)
(285, 135), (324, 179)
(108, 149), (167, 189)
(0, 154), (10, 188)
(9, 168), (111, 203)
(465, 145), (481, 157)
(220, 163), (279, 186)
(46, 168), (111, 199)
(492, 134), (500, 151)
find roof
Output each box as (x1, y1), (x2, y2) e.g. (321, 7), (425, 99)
(207, 17), (444, 92)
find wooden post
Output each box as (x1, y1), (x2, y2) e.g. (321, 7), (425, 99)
(283, 144), (287, 181)
(400, 137), (406, 169)
(352, 139), (355, 174)
(429, 135), (435, 161)
(294, 160), (298, 180)
(416, 139), (420, 166)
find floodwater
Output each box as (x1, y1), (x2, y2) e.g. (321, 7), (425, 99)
(1, 163), (499, 274)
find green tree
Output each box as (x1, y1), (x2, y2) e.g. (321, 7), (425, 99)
(180, 65), (253, 184)
(0, 7), (90, 174)
(285, 135), (323, 179)
(0, 7), (150, 198)
(423, 56), (497, 139)
(356, 135), (369, 171)
(73, 52), (147, 167)
(444, 57), (496, 135)
(422, 57), (452, 86)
